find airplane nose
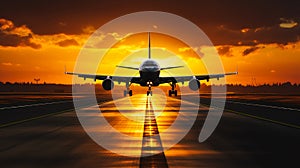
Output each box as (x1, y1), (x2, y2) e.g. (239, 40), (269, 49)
(143, 67), (159, 72)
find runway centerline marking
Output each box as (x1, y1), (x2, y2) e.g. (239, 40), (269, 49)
(140, 96), (169, 168)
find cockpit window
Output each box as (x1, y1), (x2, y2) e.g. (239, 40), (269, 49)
(139, 60), (160, 70)
(143, 60), (158, 66)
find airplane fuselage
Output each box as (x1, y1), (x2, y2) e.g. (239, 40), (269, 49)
(139, 59), (160, 86)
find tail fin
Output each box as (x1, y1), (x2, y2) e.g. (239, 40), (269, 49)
(148, 32), (151, 59)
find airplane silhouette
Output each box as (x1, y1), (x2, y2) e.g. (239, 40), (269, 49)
(66, 32), (237, 96)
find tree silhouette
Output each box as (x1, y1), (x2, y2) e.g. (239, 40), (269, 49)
(34, 78), (40, 84)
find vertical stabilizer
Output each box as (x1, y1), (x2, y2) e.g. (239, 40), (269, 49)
(148, 32), (151, 59)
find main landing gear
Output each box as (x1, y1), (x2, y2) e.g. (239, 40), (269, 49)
(168, 83), (177, 96)
(124, 82), (133, 97)
(124, 90), (132, 97)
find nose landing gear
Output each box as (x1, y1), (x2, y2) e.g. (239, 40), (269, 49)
(146, 81), (152, 96)
(147, 90), (152, 96)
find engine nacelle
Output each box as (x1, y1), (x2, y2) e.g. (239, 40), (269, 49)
(188, 79), (200, 91)
(102, 79), (114, 90)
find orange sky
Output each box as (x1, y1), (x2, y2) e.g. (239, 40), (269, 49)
(0, 18), (299, 85)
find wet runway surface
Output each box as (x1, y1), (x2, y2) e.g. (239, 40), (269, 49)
(1, 93), (300, 167)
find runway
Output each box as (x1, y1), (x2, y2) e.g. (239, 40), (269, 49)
(1, 93), (300, 167)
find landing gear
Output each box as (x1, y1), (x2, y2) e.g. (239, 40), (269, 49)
(123, 82), (132, 97)
(168, 82), (178, 96)
(147, 90), (152, 96)
(147, 82), (152, 96)
(124, 89), (133, 96)
(168, 90), (177, 96)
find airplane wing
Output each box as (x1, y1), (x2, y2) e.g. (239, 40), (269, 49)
(160, 66), (184, 70)
(159, 71), (238, 84)
(116, 65), (139, 70)
(65, 72), (141, 83)
(66, 71), (237, 84)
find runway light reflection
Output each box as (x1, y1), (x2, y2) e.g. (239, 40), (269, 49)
(94, 92), (207, 160)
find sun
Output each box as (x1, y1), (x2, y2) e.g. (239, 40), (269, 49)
(97, 32), (208, 80)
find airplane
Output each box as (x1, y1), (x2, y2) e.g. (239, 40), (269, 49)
(66, 32), (237, 96)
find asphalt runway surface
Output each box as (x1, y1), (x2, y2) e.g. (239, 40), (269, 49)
(0, 92), (300, 167)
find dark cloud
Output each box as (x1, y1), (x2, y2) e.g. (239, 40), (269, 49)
(55, 39), (79, 47)
(1, 0), (300, 45)
(211, 23), (300, 46)
(242, 46), (263, 56)
(217, 46), (233, 57)
(0, 32), (22, 46)
(0, 31), (42, 49)
(0, 18), (41, 49)
(276, 43), (296, 50)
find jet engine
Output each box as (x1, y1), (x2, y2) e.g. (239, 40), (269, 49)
(102, 78), (114, 90)
(188, 79), (200, 91)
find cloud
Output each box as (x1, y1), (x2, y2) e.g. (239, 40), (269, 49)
(210, 21), (300, 46)
(0, 18), (89, 49)
(279, 18), (298, 28)
(0, 18), (41, 49)
(241, 28), (250, 33)
(55, 39), (79, 47)
(242, 46), (262, 56)
(2, 62), (13, 66)
(217, 46), (233, 57)
(82, 25), (96, 34)
(59, 22), (67, 26)
(1, 0), (300, 47)
(0, 32), (42, 49)
(178, 47), (197, 52)
(1, 62), (21, 67)
(0, 19), (14, 31)
(276, 43), (296, 50)
(84, 32), (131, 48)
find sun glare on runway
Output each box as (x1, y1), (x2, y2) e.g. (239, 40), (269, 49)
(95, 92), (185, 157)
(100, 91), (177, 137)
(92, 88), (202, 158)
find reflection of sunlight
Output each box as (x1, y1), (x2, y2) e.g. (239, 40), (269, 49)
(148, 88), (167, 117)
(141, 96), (165, 156)
(96, 92), (196, 157)
(109, 93), (147, 123)
(165, 148), (219, 157)
(113, 88), (168, 123)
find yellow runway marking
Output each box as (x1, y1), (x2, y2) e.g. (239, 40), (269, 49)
(0, 109), (74, 129)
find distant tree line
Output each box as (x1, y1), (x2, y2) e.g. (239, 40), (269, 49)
(0, 81), (299, 94)
(199, 82), (300, 94)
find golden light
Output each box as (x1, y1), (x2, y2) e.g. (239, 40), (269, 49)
(97, 32), (209, 84)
